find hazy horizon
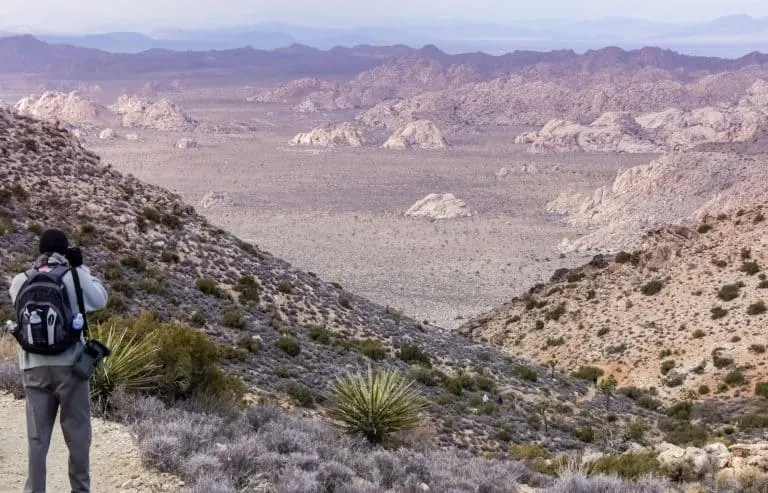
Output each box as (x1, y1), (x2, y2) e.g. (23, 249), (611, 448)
(2, 0), (768, 34)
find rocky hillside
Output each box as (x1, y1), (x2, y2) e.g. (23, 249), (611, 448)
(516, 80), (768, 153)
(0, 106), (661, 456)
(547, 151), (768, 253)
(461, 209), (768, 404)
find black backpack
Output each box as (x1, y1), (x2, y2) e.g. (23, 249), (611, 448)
(13, 263), (85, 355)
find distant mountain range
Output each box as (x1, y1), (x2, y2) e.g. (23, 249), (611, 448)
(1, 15), (767, 57)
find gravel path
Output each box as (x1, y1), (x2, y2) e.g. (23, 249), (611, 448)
(0, 393), (182, 493)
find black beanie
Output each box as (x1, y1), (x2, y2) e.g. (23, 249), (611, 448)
(39, 229), (69, 255)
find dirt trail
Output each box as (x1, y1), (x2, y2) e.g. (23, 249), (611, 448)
(0, 393), (181, 493)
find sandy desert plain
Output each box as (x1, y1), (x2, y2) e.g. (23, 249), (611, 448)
(29, 83), (654, 330)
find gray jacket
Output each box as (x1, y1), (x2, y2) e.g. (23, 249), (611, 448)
(8, 253), (109, 370)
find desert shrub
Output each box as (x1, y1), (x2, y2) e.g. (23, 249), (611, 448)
(756, 382), (768, 399)
(759, 280), (768, 289)
(0, 213), (14, 236)
(160, 250), (179, 263)
(0, 362), (24, 399)
(236, 336), (261, 354)
(396, 343), (432, 368)
(235, 276), (260, 304)
(545, 336), (565, 348)
(326, 367), (426, 444)
(475, 374), (497, 393)
(510, 443), (551, 460)
(697, 224), (713, 234)
(667, 401), (693, 420)
(574, 427), (595, 443)
(571, 366), (604, 382)
(534, 319), (545, 330)
(626, 420), (646, 442)
(190, 311), (206, 327)
(160, 214), (182, 229)
(110, 279), (134, 296)
(755, 213), (766, 224)
(196, 278), (224, 298)
(748, 301), (767, 315)
(615, 251), (632, 264)
(406, 367), (439, 387)
(698, 385), (710, 395)
(742, 262), (761, 276)
(712, 348), (734, 368)
(725, 370), (746, 387)
(514, 365), (538, 382)
(276, 281), (293, 294)
(660, 420), (708, 446)
(220, 307), (246, 329)
(307, 325), (331, 344)
(89, 323), (160, 408)
(597, 327), (609, 337)
(712, 258), (728, 268)
(641, 280), (663, 296)
(718, 283), (742, 301)
(275, 336), (300, 357)
(741, 413), (768, 429)
(711, 306), (728, 319)
(285, 381), (314, 408)
(338, 296), (351, 309)
(546, 303), (566, 321)
(120, 255), (146, 272)
(750, 344), (766, 354)
(660, 360), (675, 375)
(359, 339), (387, 360)
(586, 451), (661, 480)
(692, 329), (706, 339)
(142, 206), (161, 222)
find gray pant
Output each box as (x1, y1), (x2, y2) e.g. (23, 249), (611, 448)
(22, 366), (91, 493)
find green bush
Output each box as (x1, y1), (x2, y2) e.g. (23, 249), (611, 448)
(692, 329), (706, 339)
(339, 296), (351, 309)
(641, 280), (663, 296)
(626, 420), (646, 442)
(142, 206), (161, 222)
(513, 365), (538, 382)
(711, 306), (728, 319)
(712, 348), (734, 368)
(237, 336), (261, 354)
(574, 427), (595, 443)
(396, 343), (432, 367)
(587, 452), (661, 480)
(221, 307), (246, 329)
(286, 381), (314, 408)
(120, 255), (146, 272)
(750, 344), (766, 354)
(697, 224), (713, 234)
(326, 367), (427, 444)
(597, 327), (610, 337)
(667, 401), (693, 420)
(698, 385), (710, 395)
(755, 382), (768, 399)
(660, 360), (676, 375)
(160, 214), (182, 229)
(275, 336), (301, 357)
(740, 413), (768, 429)
(196, 278), (223, 297)
(359, 339), (387, 360)
(571, 366), (604, 382)
(546, 303), (566, 321)
(661, 420), (708, 446)
(406, 367), (439, 387)
(741, 262), (761, 276)
(277, 281), (293, 294)
(725, 370), (746, 387)
(748, 301), (767, 315)
(160, 250), (179, 263)
(190, 311), (206, 327)
(235, 275), (260, 304)
(510, 443), (551, 460)
(718, 283), (742, 301)
(307, 325), (331, 344)
(615, 251), (632, 264)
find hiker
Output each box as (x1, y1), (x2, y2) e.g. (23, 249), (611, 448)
(8, 228), (108, 493)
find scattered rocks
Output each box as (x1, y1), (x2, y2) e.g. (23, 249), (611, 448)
(174, 137), (197, 149)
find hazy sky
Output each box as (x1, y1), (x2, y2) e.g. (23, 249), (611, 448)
(2, 0), (768, 32)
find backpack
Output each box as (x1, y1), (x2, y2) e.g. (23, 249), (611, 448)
(13, 264), (83, 355)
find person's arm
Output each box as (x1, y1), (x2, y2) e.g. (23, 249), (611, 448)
(8, 273), (27, 306)
(73, 266), (108, 313)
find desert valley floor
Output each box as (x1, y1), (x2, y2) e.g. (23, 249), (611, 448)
(65, 86), (659, 329)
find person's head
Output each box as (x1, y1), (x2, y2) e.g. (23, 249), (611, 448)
(39, 228), (69, 256)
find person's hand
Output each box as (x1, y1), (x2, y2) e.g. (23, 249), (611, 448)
(65, 247), (83, 267)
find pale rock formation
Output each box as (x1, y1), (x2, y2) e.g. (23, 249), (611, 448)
(383, 120), (446, 149)
(200, 191), (227, 209)
(14, 91), (111, 126)
(405, 193), (475, 220)
(98, 128), (117, 140)
(289, 122), (363, 147)
(174, 138), (197, 149)
(124, 133), (139, 141)
(110, 95), (198, 132)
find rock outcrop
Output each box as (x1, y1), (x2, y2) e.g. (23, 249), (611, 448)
(109, 95), (198, 132)
(174, 138), (197, 149)
(405, 193), (475, 219)
(98, 128), (117, 140)
(14, 91), (112, 126)
(289, 122), (364, 147)
(382, 120), (446, 149)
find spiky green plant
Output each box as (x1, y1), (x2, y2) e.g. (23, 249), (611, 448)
(89, 323), (160, 407)
(326, 366), (427, 444)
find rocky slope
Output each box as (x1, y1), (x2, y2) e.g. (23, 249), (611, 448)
(382, 119), (447, 149)
(547, 151), (768, 253)
(0, 106), (658, 456)
(13, 91), (113, 128)
(516, 80), (768, 153)
(289, 122), (365, 147)
(461, 208), (768, 404)
(108, 94), (198, 132)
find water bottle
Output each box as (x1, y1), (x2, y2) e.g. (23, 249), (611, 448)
(72, 313), (84, 331)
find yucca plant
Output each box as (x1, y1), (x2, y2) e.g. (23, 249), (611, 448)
(326, 366), (427, 444)
(89, 323), (160, 408)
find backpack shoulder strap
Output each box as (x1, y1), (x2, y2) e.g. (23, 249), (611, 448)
(70, 266), (88, 336)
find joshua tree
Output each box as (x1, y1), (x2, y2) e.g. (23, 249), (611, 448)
(534, 399), (551, 434)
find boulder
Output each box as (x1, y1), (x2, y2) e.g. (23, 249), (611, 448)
(290, 122), (363, 147)
(383, 120), (446, 149)
(175, 138), (197, 149)
(405, 193), (476, 220)
(98, 128), (117, 140)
